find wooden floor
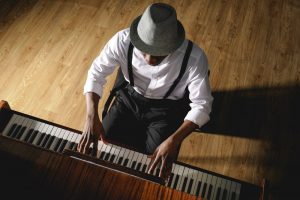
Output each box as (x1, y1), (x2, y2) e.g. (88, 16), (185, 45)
(0, 0), (299, 199)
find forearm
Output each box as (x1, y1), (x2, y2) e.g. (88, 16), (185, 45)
(169, 120), (198, 146)
(85, 92), (100, 119)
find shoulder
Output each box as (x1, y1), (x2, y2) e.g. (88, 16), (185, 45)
(105, 28), (131, 57)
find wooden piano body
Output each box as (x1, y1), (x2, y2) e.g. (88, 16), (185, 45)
(0, 101), (265, 200)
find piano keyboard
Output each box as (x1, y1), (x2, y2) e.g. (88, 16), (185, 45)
(0, 111), (262, 200)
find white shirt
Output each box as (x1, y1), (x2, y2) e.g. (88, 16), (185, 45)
(84, 28), (213, 128)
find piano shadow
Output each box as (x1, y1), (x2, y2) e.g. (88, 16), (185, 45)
(200, 85), (300, 139)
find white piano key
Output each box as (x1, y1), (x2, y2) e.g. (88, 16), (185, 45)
(125, 150), (135, 168)
(188, 168), (199, 195)
(199, 172), (208, 197)
(204, 174), (212, 199)
(170, 164), (180, 189)
(219, 178), (229, 200)
(121, 149), (130, 166)
(175, 165), (185, 191)
(178, 167), (189, 192)
(134, 153), (144, 170)
(115, 147), (126, 164)
(194, 171), (203, 196)
(128, 152), (139, 168)
(111, 145), (122, 163)
(212, 177), (222, 200)
(228, 181), (237, 200)
(225, 180), (232, 200)
(234, 183), (241, 200)
(209, 176), (218, 199)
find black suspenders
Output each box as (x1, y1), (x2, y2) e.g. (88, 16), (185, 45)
(102, 40), (193, 119)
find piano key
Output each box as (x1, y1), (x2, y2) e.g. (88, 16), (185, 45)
(28, 130), (38, 144)
(28, 122), (45, 143)
(170, 164), (179, 188)
(195, 180), (202, 197)
(125, 150), (135, 168)
(212, 177), (222, 200)
(1, 114), (19, 136)
(121, 149), (130, 166)
(129, 152), (139, 169)
(178, 167), (189, 192)
(192, 170), (203, 196)
(176, 165), (186, 190)
(199, 173), (208, 198)
(10, 125), (22, 138)
(208, 176), (217, 200)
(15, 126), (26, 139)
(219, 178), (229, 200)
(49, 128), (64, 151)
(234, 183), (241, 200)
(204, 174), (213, 199)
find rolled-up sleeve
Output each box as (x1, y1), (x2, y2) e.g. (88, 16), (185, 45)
(184, 53), (213, 128)
(83, 31), (123, 98)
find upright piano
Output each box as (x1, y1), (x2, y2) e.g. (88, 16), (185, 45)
(0, 100), (266, 200)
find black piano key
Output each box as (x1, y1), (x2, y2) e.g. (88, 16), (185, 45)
(131, 161), (136, 169)
(222, 189), (228, 200)
(57, 139), (68, 153)
(10, 125), (21, 138)
(32, 132), (43, 145)
(72, 143), (78, 151)
(35, 132), (46, 146)
(49, 137), (60, 151)
(21, 128), (33, 142)
(195, 181), (202, 197)
(216, 187), (221, 200)
(173, 175), (180, 189)
(231, 191), (236, 200)
(142, 164), (147, 172)
(28, 130), (38, 143)
(136, 162), (142, 171)
(5, 124), (17, 136)
(64, 141), (73, 150)
(201, 183), (207, 198)
(167, 173), (174, 187)
(53, 138), (63, 152)
(68, 142), (75, 150)
(24, 129), (34, 142)
(104, 153), (111, 161)
(117, 157), (123, 165)
(40, 134), (50, 148)
(109, 154), (116, 163)
(123, 158), (129, 167)
(207, 184), (213, 200)
(45, 135), (55, 149)
(187, 179), (194, 194)
(99, 152), (106, 160)
(15, 126), (26, 139)
(181, 177), (188, 192)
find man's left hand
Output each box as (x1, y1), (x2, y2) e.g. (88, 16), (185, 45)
(147, 136), (180, 180)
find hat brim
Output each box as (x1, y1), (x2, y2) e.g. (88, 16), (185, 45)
(130, 16), (185, 56)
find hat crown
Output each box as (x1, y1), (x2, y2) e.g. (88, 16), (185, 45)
(137, 3), (178, 47)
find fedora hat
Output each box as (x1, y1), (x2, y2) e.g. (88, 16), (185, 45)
(130, 3), (185, 56)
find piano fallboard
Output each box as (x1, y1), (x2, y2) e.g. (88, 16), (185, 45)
(0, 107), (263, 200)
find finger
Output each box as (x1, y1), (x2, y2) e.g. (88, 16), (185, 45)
(148, 154), (160, 174)
(159, 157), (166, 178)
(82, 132), (91, 154)
(78, 134), (87, 153)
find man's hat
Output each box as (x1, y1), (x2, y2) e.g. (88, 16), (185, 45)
(130, 3), (185, 56)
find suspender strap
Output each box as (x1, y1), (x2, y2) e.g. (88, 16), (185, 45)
(102, 68), (128, 119)
(163, 40), (193, 99)
(127, 42), (134, 86)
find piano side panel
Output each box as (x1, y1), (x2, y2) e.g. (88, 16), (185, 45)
(0, 136), (197, 200)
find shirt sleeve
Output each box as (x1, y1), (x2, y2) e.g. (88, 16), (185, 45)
(83, 31), (125, 98)
(184, 52), (214, 128)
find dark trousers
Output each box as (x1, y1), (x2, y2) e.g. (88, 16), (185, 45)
(102, 85), (189, 154)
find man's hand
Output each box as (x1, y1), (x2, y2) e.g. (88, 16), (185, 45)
(77, 115), (106, 156)
(147, 136), (180, 180)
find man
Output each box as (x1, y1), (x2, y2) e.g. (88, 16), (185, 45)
(78, 3), (213, 179)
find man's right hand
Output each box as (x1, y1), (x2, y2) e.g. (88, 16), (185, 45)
(77, 115), (106, 156)
(77, 92), (105, 156)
